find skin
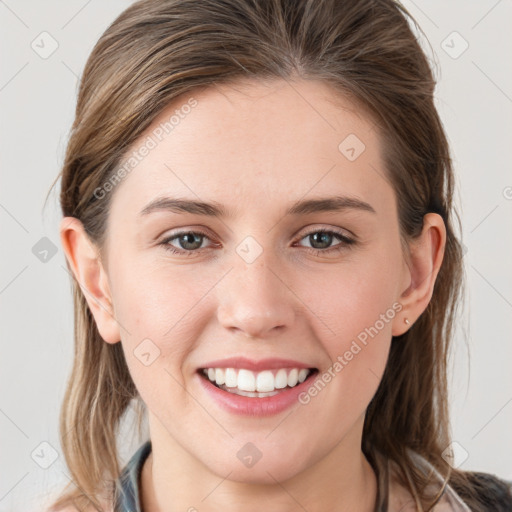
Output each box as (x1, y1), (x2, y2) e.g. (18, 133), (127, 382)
(60, 78), (446, 512)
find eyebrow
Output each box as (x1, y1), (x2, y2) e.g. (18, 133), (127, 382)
(139, 195), (376, 218)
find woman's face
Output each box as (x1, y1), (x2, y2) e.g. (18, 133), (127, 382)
(73, 78), (425, 482)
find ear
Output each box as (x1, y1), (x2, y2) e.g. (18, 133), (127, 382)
(392, 213), (446, 337)
(59, 217), (121, 344)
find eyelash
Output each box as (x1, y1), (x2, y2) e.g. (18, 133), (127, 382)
(158, 228), (356, 257)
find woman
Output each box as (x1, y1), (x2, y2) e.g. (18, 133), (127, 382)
(48, 0), (512, 510)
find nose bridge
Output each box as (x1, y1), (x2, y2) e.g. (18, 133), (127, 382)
(216, 243), (296, 338)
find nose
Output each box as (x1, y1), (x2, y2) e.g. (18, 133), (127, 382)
(216, 252), (296, 339)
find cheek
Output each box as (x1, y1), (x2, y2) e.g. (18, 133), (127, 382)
(296, 249), (401, 344)
(110, 253), (213, 340)
(109, 261), (215, 399)
(294, 250), (399, 397)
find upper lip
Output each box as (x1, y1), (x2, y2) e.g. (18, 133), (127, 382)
(199, 356), (316, 372)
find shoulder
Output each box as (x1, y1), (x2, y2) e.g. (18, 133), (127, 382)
(451, 470), (512, 511)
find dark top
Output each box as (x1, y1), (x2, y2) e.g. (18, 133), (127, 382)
(114, 441), (512, 512)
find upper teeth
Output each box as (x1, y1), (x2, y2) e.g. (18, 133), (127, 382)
(202, 367), (311, 392)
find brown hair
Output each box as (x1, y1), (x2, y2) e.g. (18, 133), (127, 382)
(48, 0), (481, 510)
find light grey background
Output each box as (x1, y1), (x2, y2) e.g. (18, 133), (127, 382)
(1, 1), (511, 510)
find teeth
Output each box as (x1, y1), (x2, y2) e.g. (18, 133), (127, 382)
(298, 368), (309, 383)
(215, 368), (225, 385)
(238, 369), (256, 392)
(288, 368), (298, 387)
(256, 370), (274, 392)
(202, 367), (313, 393)
(225, 368), (237, 387)
(275, 368), (288, 389)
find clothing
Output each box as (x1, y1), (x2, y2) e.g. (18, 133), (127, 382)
(366, 448), (471, 511)
(115, 441), (151, 512)
(114, 440), (512, 511)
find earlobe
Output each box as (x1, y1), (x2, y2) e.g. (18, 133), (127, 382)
(392, 213), (446, 337)
(59, 217), (121, 344)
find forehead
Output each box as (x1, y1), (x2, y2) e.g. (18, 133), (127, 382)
(109, 78), (393, 219)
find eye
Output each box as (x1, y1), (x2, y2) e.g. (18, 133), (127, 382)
(295, 229), (356, 255)
(159, 230), (214, 255)
(158, 228), (356, 256)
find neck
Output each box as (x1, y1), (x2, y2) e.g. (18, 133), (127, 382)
(140, 415), (377, 512)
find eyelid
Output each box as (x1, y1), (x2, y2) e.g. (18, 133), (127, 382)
(158, 225), (215, 241)
(159, 224), (354, 245)
(295, 223), (355, 240)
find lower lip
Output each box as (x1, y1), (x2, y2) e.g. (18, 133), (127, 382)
(197, 370), (318, 417)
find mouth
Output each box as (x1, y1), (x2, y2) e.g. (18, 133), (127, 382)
(197, 366), (319, 398)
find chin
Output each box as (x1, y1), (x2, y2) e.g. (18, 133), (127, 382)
(202, 451), (308, 485)
(221, 465), (302, 485)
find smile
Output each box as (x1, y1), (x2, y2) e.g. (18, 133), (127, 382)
(197, 363), (319, 416)
(201, 367), (313, 397)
